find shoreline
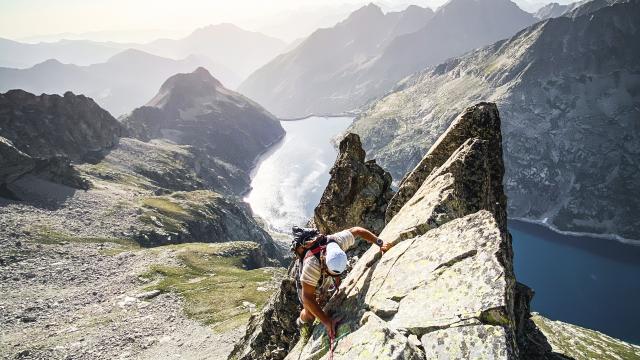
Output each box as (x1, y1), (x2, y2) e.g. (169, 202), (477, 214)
(240, 131), (287, 197)
(509, 217), (640, 247)
(277, 112), (359, 121)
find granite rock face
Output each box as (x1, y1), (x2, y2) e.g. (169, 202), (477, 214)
(231, 134), (394, 359)
(313, 133), (394, 236)
(385, 103), (506, 227)
(122, 67), (284, 174)
(351, 0), (640, 240)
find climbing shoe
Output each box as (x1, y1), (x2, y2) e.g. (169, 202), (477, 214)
(297, 317), (312, 343)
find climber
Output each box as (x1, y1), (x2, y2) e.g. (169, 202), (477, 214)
(291, 226), (393, 339)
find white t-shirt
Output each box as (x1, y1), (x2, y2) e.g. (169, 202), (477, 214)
(300, 230), (356, 287)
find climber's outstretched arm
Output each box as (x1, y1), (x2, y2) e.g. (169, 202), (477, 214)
(349, 226), (393, 253)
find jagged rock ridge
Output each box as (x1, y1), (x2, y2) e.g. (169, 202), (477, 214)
(350, 0), (640, 240)
(284, 103), (516, 359)
(0, 90), (124, 188)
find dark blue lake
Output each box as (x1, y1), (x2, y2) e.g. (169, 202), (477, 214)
(510, 220), (640, 345)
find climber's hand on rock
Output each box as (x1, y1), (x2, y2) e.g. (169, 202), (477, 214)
(380, 241), (393, 253)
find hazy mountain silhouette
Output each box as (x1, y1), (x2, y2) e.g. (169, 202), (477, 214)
(138, 23), (286, 79)
(239, 3), (435, 118)
(0, 49), (240, 117)
(534, 1), (585, 19)
(0, 38), (122, 68)
(1, 23), (286, 82)
(239, 0), (535, 118)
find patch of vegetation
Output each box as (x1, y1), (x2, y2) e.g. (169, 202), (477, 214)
(30, 225), (139, 253)
(142, 197), (190, 218)
(79, 162), (152, 189)
(141, 242), (284, 332)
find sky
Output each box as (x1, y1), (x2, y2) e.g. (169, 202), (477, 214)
(0, 0), (577, 42)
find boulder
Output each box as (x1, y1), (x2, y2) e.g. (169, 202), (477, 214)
(0, 136), (34, 185)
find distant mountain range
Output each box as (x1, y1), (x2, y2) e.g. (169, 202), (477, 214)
(0, 23), (287, 83)
(0, 49), (239, 117)
(238, 4), (434, 118)
(350, 0), (640, 240)
(239, 0), (536, 118)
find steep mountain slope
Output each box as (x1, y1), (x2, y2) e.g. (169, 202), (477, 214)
(0, 102), (286, 359)
(0, 49), (239, 117)
(240, 0), (535, 118)
(238, 4), (434, 118)
(139, 23), (286, 79)
(122, 67), (284, 176)
(350, 0), (640, 240)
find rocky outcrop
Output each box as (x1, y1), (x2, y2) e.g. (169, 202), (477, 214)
(351, 0), (640, 240)
(230, 274), (300, 360)
(385, 103), (506, 227)
(313, 133), (394, 236)
(0, 90), (123, 162)
(0, 136), (34, 185)
(0, 90), (123, 188)
(122, 67), (284, 174)
(133, 190), (283, 265)
(284, 101), (515, 359)
(523, 313), (640, 360)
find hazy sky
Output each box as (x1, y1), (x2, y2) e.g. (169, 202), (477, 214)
(1, 0), (576, 42)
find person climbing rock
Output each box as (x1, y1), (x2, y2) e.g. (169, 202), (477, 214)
(290, 226), (393, 340)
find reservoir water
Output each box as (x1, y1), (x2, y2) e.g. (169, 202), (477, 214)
(246, 116), (353, 232)
(246, 116), (640, 345)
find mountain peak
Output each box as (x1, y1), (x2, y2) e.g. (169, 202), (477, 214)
(346, 3), (384, 23)
(191, 23), (243, 36)
(147, 67), (223, 109)
(107, 48), (160, 64)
